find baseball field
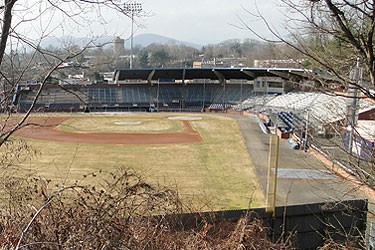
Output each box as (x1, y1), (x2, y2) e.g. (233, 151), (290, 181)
(10, 113), (264, 210)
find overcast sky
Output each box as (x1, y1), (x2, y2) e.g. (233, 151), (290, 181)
(102, 0), (284, 45)
(12, 0), (285, 47)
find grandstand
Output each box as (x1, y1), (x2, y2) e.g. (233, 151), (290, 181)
(18, 85), (86, 111)
(238, 92), (375, 139)
(261, 92), (375, 128)
(18, 83), (254, 112)
(17, 68), (310, 112)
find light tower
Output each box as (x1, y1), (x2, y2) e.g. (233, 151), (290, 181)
(124, 2), (142, 69)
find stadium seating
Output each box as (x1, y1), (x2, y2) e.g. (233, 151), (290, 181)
(17, 82), (253, 112)
(158, 86), (182, 102)
(121, 87), (152, 103)
(186, 86), (204, 102)
(240, 92), (375, 128)
(18, 87), (87, 111)
(88, 88), (117, 103)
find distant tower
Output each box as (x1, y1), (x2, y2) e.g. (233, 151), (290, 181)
(113, 37), (125, 55)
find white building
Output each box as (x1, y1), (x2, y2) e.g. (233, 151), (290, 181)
(253, 77), (284, 95)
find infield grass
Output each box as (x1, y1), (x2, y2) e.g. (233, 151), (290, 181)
(59, 114), (182, 133)
(12, 113), (264, 210)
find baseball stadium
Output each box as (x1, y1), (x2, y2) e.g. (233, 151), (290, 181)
(11, 68), (375, 211)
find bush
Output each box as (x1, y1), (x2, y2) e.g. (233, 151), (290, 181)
(0, 169), (297, 249)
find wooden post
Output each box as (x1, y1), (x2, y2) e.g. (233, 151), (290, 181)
(266, 135), (279, 217)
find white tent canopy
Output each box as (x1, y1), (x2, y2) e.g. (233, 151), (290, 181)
(243, 92), (375, 128)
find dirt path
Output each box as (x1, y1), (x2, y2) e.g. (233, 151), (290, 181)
(12, 117), (203, 144)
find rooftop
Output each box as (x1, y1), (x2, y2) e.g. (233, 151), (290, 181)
(246, 92), (375, 127)
(113, 67), (317, 82)
(354, 120), (375, 142)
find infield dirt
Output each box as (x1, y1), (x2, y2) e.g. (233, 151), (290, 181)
(13, 117), (203, 144)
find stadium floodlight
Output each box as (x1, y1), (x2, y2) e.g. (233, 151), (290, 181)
(124, 1), (143, 69)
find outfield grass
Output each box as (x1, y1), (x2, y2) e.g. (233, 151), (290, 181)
(12, 113), (264, 210)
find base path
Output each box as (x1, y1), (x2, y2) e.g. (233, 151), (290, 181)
(13, 117), (203, 144)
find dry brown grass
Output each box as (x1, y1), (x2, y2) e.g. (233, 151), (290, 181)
(11, 113), (264, 210)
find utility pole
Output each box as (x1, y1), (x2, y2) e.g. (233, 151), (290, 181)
(156, 80), (160, 112)
(347, 58), (362, 154)
(304, 110), (309, 152)
(124, 2), (142, 69)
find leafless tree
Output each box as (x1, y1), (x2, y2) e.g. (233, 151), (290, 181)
(0, 1), (142, 248)
(0, 0), (139, 144)
(238, 3), (374, 247)
(246, 1), (375, 181)
(241, 1), (375, 97)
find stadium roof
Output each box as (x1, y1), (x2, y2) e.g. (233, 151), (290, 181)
(113, 68), (317, 82)
(259, 92), (375, 127)
(353, 120), (375, 142)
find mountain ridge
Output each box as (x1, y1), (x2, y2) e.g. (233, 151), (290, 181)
(39, 33), (203, 50)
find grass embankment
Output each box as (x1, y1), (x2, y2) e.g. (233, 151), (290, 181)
(11, 113), (264, 210)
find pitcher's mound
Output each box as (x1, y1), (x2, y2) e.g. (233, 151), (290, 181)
(168, 116), (202, 121)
